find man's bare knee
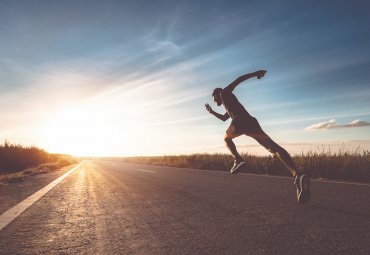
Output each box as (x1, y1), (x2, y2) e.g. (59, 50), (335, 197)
(224, 134), (232, 142)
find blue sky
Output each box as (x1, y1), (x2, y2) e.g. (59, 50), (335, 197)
(1, 0), (370, 156)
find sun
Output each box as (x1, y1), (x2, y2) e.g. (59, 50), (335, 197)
(41, 105), (127, 156)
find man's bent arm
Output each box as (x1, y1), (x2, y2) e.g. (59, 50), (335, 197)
(210, 111), (230, 122)
(224, 70), (266, 93)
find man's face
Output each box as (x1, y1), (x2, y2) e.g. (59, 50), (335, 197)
(213, 95), (222, 106)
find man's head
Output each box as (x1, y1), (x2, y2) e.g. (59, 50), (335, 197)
(212, 88), (223, 106)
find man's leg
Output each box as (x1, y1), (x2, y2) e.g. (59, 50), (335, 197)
(243, 117), (310, 202)
(253, 133), (298, 177)
(241, 117), (299, 176)
(251, 131), (311, 203)
(224, 124), (243, 161)
(225, 123), (245, 173)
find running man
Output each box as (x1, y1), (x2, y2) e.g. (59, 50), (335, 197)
(205, 70), (310, 203)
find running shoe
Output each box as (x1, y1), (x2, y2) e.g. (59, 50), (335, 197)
(230, 159), (246, 174)
(294, 174), (311, 203)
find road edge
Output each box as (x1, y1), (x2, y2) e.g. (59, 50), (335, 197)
(0, 161), (84, 232)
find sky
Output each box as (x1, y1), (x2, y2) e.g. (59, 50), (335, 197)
(1, 0), (370, 157)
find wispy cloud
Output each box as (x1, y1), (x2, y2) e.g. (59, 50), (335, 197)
(305, 119), (340, 130)
(343, 120), (370, 128)
(306, 119), (370, 130)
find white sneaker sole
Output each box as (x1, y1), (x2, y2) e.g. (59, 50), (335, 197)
(230, 162), (246, 174)
(298, 175), (311, 203)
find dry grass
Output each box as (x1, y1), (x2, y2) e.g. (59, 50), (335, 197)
(0, 141), (78, 183)
(122, 149), (370, 183)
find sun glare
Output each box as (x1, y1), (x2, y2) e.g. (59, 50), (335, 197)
(41, 105), (129, 156)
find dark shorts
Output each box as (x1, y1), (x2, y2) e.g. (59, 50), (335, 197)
(230, 116), (265, 137)
(227, 116), (282, 153)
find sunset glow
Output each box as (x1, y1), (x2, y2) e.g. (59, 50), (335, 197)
(1, 1), (369, 156)
(41, 106), (121, 156)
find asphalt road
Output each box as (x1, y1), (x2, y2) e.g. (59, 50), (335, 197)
(1, 160), (370, 254)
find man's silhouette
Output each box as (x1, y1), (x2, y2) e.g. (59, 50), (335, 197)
(205, 70), (310, 203)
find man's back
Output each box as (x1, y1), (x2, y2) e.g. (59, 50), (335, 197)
(220, 90), (251, 119)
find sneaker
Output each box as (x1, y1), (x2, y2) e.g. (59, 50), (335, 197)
(230, 160), (246, 174)
(295, 175), (311, 203)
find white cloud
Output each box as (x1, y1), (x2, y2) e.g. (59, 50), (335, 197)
(343, 119), (370, 128)
(306, 119), (370, 131)
(305, 119), (340, 130)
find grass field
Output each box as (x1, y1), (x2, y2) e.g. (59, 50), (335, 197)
(0, 141), (77, 183)
(122, 149), (370, 183)
(2, 140), (369, 183)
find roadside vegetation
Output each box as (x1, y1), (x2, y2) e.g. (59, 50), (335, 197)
(122, 149), (370, 183)
(0, 140), (77, 183)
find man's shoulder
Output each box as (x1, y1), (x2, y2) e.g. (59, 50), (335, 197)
(220, 89), (234, 99)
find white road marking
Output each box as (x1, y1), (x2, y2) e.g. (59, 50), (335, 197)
(239, 172), (370, 186)
(132, 164), (370, 187)
(311, 178), (370, 187)
(0, 162), (84, 232)
(137, 169), (156, 173)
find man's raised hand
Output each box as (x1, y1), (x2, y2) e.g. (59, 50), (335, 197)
(205, 103), (213, 113)
(256, 70), (267, 79)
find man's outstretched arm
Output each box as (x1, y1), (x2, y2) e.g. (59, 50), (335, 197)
(205, 103), (230, 121)
(224, 70), (267, 93)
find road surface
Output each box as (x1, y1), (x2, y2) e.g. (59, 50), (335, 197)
(1, 160), (370, 254)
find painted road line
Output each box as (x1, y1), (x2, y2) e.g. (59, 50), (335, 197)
(0, 162), (84, 232)
(311, 178), (370, 187)
(238, 172), (370, 186)
(137, 169), (156, 173)
(133, 164), (370, 187)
